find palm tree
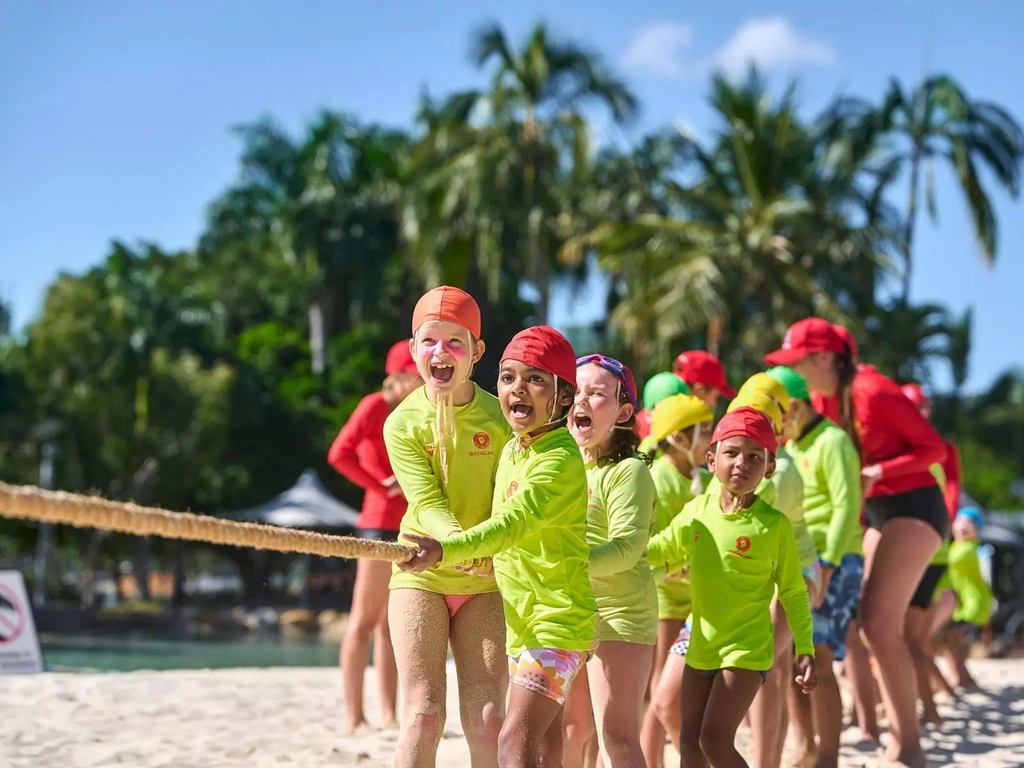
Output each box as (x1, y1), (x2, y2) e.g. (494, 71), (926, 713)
(406, 22), (638, 324)
(568, 68), (897, 375)
(825, 75), (1024, 303)
(861, 301), (951, 384)
(203, 112), (407, 373)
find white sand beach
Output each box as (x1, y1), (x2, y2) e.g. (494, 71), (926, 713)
(2, 659), (1023, 767)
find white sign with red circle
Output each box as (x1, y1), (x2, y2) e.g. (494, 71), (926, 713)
(0, 571), (44, 674)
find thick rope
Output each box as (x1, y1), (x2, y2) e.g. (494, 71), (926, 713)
(0, 482), (415, 563)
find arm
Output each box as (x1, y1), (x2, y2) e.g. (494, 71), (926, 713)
(819, 434), (863, 568)
(442, 448), (570, 564)
(327, 397), (383, 493)
(383, 417), (463, 539)
(870, 388), (947, 480)
(589, 461), (657, 578)
(646, 497), (699, 574)
(775, 516), (815, 657)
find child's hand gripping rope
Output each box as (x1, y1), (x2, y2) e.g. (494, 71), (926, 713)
(397, 533), (444, 572)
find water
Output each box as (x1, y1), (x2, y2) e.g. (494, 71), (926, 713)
(40, 634), (341, 672)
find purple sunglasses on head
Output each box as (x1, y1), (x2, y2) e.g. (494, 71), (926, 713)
(576, 354), (638, 409)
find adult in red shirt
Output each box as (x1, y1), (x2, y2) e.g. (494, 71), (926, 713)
(767, 319), (947, 768)
(672, 350), (736, 409)
(328, 340), (422, 733)
(901, 383), (962, 520)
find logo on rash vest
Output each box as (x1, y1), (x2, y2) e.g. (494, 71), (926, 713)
(425, 444), (436, 457)
(506, 481), (519, 499)
(729, 535), (753, 559)
(469, 431), (494, 456)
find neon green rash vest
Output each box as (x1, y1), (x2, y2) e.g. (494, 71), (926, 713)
(384, 384), (512, 595)
(785, 419), (863, 568)
(649, 455), (709, 620)
(585, 457), (658, 646)
(646, 493), (814, 671)
(706, 448), (819, 571)
(441, 427), (598, 657)
(948, 540), (994, 626)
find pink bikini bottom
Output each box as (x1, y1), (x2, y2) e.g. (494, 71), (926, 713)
(443, 593), (476, 618)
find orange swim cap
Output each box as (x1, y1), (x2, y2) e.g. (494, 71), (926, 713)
(412, 286), (481, 339)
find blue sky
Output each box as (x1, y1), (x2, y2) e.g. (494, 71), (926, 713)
(1, 0), (1021, 393)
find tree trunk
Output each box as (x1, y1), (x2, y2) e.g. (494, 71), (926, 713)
(80, 529), (110, 610)
(32, 441), (57, 608)
(901, 148), (922, 306)
(171, 541), (187, 609)
(706, 315), (724, 358)
(309, 300), (325, 375)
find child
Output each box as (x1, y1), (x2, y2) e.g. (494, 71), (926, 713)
(646, 407), (817, 768)
(400, 325), (598, 768)
(328, 339), (421, 732)
(562, 354), (657, 768)
(944, 506), (994, 689)
(636, 371), (691, 448)
(638, 394), (714, 768)
(383, 286), (512, 768)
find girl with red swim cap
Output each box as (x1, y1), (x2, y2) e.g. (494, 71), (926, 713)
(383, 286), (512, 768)
(401, 326), (599, 767)
(328, 340), (421, 733)
(767, 319), (948, 768)
(646, 407), (817, 768)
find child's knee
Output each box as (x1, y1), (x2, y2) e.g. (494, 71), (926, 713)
(563, 713), (594, 750)
(498, 725), (533, 766)
(698, 726), (734, 764)
(652, 690), (678, 730)
(462, 699), (502, 748)
(402, 697), (446, 745)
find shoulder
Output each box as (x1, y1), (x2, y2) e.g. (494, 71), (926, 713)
(607, 456), (655, 490)
(384, 390), (426, 436)
(355, 391), (389, 419)
(817, 420), (857, 453)
(753, 499), (792, 529)
(471, 385), (509, 421)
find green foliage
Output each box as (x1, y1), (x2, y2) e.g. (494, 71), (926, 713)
(1, 21), (1022, 595)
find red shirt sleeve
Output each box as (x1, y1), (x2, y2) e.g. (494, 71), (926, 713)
(328, 395), (387, 493)
(865, 383), (948, 481)
(941, 439), (962, 517)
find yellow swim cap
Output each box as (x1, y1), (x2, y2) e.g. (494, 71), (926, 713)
(728, 390), (784, 434)
(736, 372), (790, 414)
(651, 394), (715, 444)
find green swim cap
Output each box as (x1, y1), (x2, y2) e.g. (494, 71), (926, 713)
(766, 366), (810, 402)
(643, 372), (691, 410)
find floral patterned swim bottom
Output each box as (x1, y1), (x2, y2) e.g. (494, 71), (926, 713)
(507, 648), (589, 706)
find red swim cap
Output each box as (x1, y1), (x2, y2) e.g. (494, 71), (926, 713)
(384, 340), (418, 376)
(711, 406), (777, 455)
(412, 286), (482, 339)
(502, 326), (578, 389)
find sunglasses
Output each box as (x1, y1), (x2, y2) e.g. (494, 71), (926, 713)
(576, 354), (638, 409)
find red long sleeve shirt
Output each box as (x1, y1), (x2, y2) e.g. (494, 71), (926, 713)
(636, 408), (652, 439)
(854, 366), (947, 498)
(327, 391), (407, 531)
(940, 438), (962, 519)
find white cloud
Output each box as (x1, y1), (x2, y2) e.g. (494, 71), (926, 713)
(710, 17), (837, 76)
(621, 17), (837, 80)
(620, 22), (694, 79)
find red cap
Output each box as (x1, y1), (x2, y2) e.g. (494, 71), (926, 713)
(901, 383), (929, 408)
(673, 350), (736, 398)
(384, 340), (418, 376)
(833, 324), (859, 361)
(502, 326), (578, 389)
(711, 406), (777, 455)
(412, 286), (481, 339)
(765, 318), (845, 366)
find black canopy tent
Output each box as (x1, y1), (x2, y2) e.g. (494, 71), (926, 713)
(232, 469), (360, 529)
(231, 470), (361, 606)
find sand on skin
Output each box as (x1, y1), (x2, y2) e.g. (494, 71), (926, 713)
(1, 660), (1023, 767)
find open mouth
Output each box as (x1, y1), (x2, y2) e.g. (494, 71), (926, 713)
(509, 402), (534, 420)
(430, 363), (454, 383)
(572, 413), (592, 432)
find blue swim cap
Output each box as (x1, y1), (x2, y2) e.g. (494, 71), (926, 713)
(955, 506), (984, 530)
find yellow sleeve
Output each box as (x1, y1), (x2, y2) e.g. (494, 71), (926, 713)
(383, 416), (463, 539)
(819, 433), (863, 567)
(441, 447), (568, 564)
(646, 497), (699, 574)
(775, 515), (814, 657)
(589, 460), (657, 578)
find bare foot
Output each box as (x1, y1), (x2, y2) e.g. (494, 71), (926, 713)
(852, 729), (883, 750)
(882, 752), (929, 768)
(341, 720), (373, 736)
(790, 751), (818, 768)
(921, 710), (943, 728)
(380, 717), (400, 731)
